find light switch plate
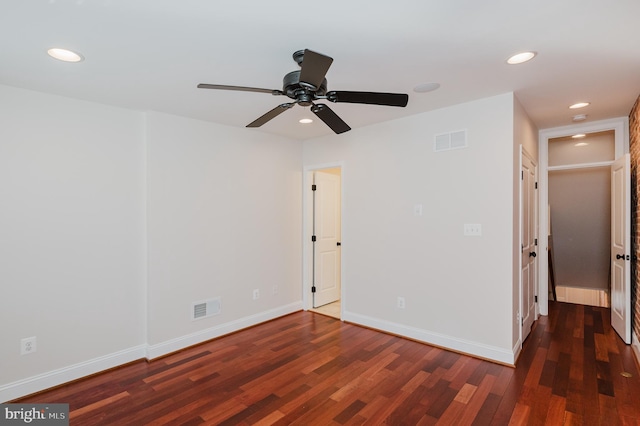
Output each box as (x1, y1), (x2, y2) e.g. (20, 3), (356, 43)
(464, 223), (482, 236)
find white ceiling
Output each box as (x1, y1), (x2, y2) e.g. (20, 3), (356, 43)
(2, 0), (639, 140)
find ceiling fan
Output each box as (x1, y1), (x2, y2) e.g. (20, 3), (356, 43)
(197, 49), (409, 134)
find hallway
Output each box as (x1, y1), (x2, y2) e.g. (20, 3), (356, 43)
(508, 302), (640, 424)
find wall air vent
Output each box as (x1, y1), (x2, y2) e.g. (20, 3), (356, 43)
(191, 297), (221, 321)
(434, 130), (467, 152)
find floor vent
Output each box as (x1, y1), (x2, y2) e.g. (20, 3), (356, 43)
(434, 130), (467, 152)
(191, 297), (221, 321)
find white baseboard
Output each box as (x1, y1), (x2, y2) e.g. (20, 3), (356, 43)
(512, 339), (523, 364)
(146, 302), (303, 360)
(342, 311), (515, 365)
(0, 345), (147, 403)
(1, 302), (302, 403)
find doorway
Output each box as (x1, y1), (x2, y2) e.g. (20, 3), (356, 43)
(539, 117), (631, 343)
(304, 164), (343, 319)
(548, 131), (614, 307)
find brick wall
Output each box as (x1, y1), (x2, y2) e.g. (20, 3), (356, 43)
(630, 95), (640, 339)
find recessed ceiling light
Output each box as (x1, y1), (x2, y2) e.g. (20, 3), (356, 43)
(572, 114), (588, 122)
(299, 118), (313, 124)
(47, 48), (84, 63)
(413, 82), (440, 93)
(569, 102), (590, 109)
(506, 51), (536, 65)
(572, 134), (586, 139)
(574, 142), (589, 147)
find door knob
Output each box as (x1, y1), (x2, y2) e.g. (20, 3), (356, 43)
(616, 254), (625, 260)
(529, 252), (537, 258)
(336, 242), (341, 246)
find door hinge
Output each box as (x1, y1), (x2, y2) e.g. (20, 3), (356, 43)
(534, 238), (538, 246)
(311, 235), (316, 242)
(521, 171), (524, 180)
(311, 184), (317, 191)
(535, 295), (538, 303)
(535, 182), (538, 189)
(311, 286), (316, 293)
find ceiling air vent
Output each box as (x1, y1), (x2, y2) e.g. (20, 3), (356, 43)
(191, 297), (221, 321)
(434, 130), (467, 152)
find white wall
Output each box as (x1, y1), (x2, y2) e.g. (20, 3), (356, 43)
(0, 86), (303, 401)
(145, 112), (303, 356)
(0, 85), (147, 399)
(303, 93), (519, 363)
(0, 84), (528, 400)
(549, 168), (611, 289)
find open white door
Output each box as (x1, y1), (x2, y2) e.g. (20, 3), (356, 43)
(611, 154), (631, 344)
(521, 148), (538, 342)
(312, 171), (341, 308)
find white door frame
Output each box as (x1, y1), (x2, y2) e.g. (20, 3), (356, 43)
(538, 117), (628, 316)
(520, 145), (538, 347)
(302, 162), (345, 314)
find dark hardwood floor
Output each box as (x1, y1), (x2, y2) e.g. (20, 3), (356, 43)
(17, 302), (640, 425)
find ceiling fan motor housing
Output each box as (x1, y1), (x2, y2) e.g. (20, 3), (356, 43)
(198, 48), (407, 134)
(282, 70), (327, 106)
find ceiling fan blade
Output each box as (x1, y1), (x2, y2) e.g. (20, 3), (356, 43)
(246, 103), (295, 128)
(299, 49), (333, 91)
(326, 91), (409, 107)
(198, 84), (283, 96)
(311, 104), (351, 134)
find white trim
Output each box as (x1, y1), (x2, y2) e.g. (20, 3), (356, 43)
(540, 117), (628, 157)
(518, 145), (523, 349)
(142, 112), (150, 363)
(538, 116), (629, 317)
(1, 302), (303, 402)
(548, 161), (614, 171)
(342, 311), (516, 365)
(0, 345), (147, 403)
(146, 302), (302, 360)
(513, 339), (523, 364)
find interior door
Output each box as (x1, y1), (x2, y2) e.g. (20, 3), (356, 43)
(313, 170), (341, 308)
(521, 148), (538, 341)
(611, 154), (631, 344)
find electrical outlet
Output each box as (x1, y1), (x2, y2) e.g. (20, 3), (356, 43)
(253, 289), (260, 300)
(21, 336), (37, 355)
(397, 296), (406, 309)
(272, 285), (279, 296)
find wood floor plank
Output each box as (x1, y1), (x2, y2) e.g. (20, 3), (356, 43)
(471, 392), (502, 426)
(528, 383), (553, 425)
(14, 303), (640, 425)
(69, 391), (130, 420)
(507, 402), (530, 426)
(545, 393), (567, 425)
(452, 374), (496, 425)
